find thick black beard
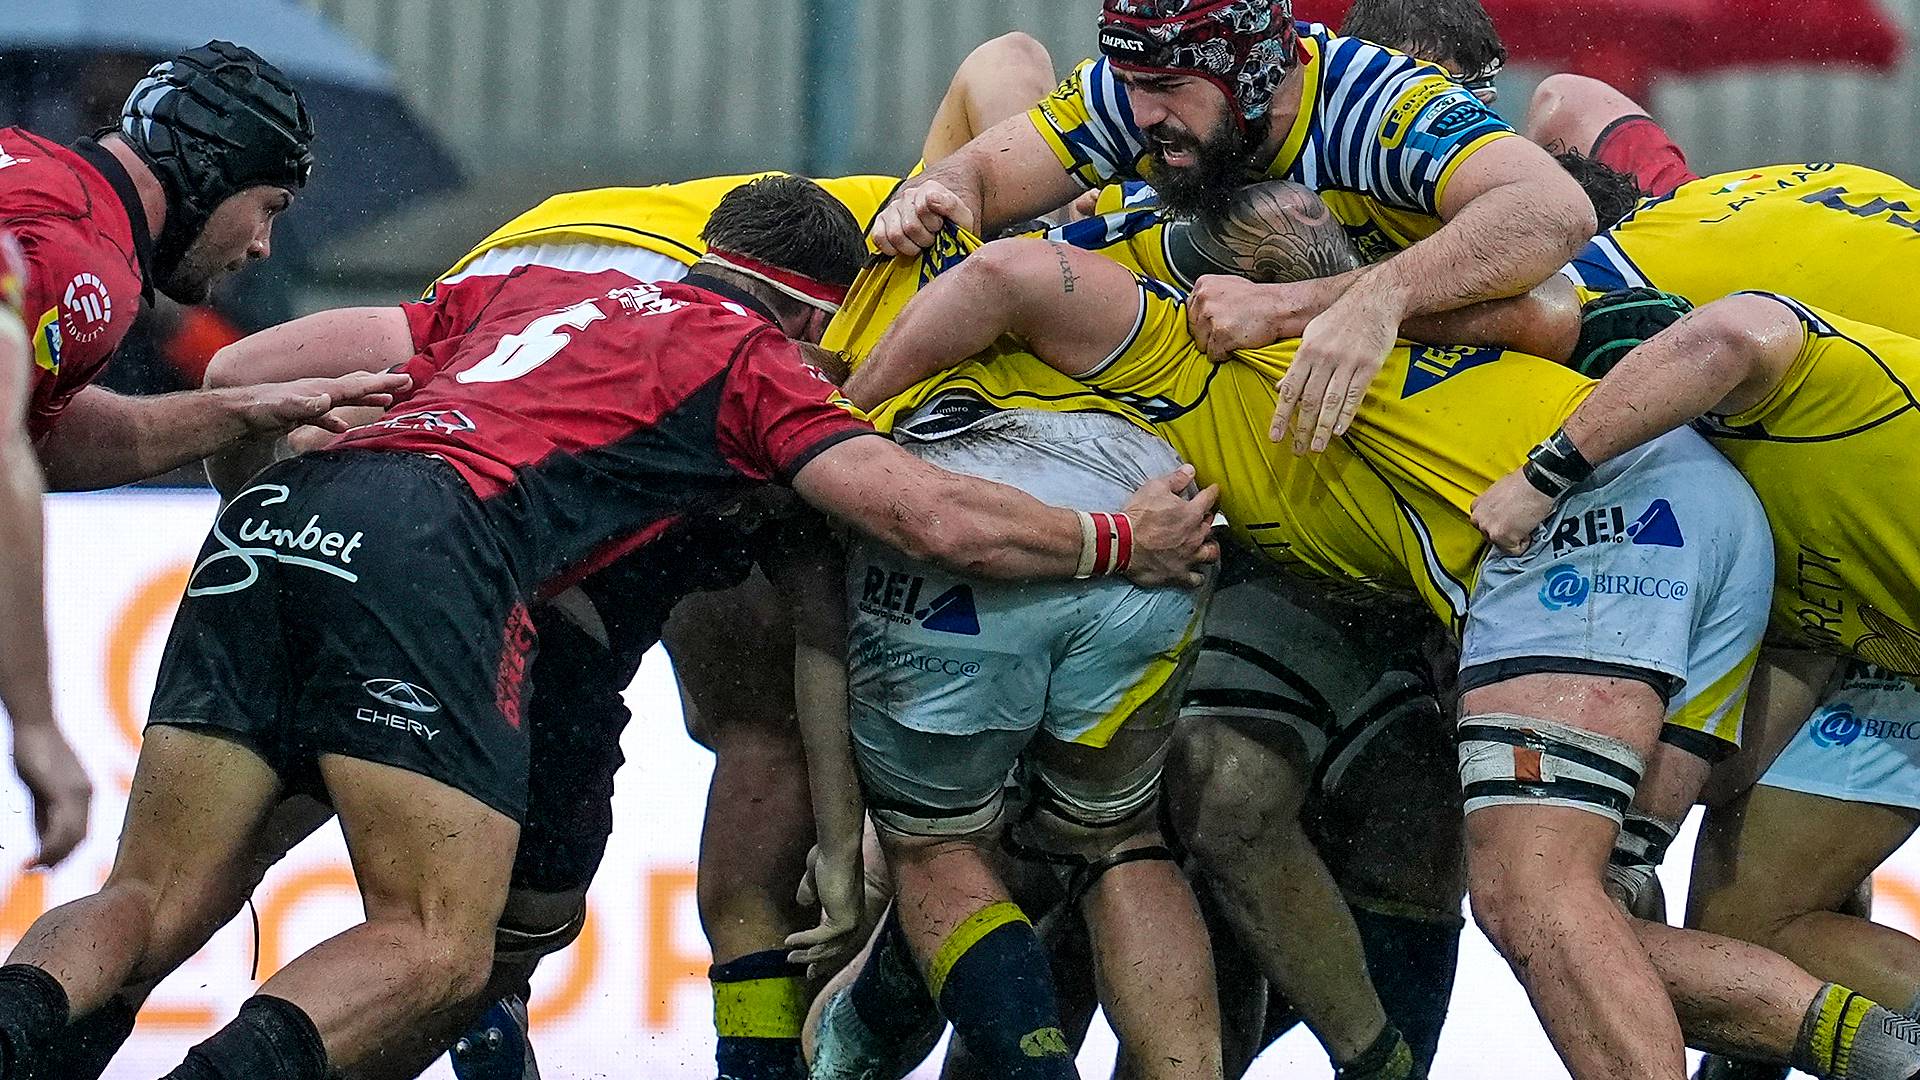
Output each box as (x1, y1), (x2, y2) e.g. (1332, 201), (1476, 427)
(1144, 116), (1259, 220)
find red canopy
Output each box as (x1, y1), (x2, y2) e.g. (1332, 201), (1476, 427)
(1299, 0), (1904, 97)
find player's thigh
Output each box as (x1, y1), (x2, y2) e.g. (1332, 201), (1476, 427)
(1031, 570), (1209, 827)
(320, 753), (519, 935)
(514, 603), (632, 898)
(1690, 784), (1918, 933)
(1461, 428), (1771, 778)
(1695, 662), (1920, 927)
(106, 725), (286, 907)
(1701, 648), (1838, 806)
(1309, 692), (1463, 912)
(845, 537), (1059, 835)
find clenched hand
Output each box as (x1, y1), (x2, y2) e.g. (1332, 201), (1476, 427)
(1121, 465), (1221, 589)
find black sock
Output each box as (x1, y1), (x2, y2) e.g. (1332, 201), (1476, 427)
(161, 995), (329, 1080)
(1351, 901), (1463, 1071)
(930, 904), (1074, 1080)
(40, 994), (139, 1080)
(848, 909), (940, 1045)
(0, 963), (70, 1077)
(710, 949), (806, 1080)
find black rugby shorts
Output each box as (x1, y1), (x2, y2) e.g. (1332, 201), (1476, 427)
(149, 450), (536, 821)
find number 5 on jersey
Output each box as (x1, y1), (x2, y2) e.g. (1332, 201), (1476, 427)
(458, 299), (606, 384)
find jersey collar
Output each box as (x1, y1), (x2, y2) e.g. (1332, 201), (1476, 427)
(70, 137), (156, 304)
(1258, 35), (1322, 181)
(683, 271), (781, 327)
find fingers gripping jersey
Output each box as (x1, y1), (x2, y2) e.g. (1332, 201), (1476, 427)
(1701, 295), (1920, 673)
(1085, 281), (1594, 626)
(1565, 163), (1920, 337)
(1031, 27), (1514, 259)
(823, 229), (1161, 436)
(437, 173), (901, 283)
(336, 266), (874, 591)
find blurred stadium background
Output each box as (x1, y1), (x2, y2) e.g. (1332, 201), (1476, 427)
(2, 1), (1919, 1077)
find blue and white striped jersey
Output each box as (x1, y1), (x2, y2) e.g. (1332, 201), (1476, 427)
(1029, 24), (1514, 258)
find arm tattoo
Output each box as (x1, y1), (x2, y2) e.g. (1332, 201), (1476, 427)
(1049, 242), (1078, 294)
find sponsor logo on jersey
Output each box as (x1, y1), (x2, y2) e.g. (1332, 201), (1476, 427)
(362, 678), (442, 713)
(1804, 701), (1920, 748)
(850, 639), (981, 678)
(186, 484), (368, 597)
(30, 306), (60, 373)
(607, 282), (687, 317)
(857, 567), (981, 635)
(1590, 573), (1689, 601)
(355, 707), (441, 742)
(1548, 499), (1685, 556)
(1538, 563), (1590, 611)
(1400, 345), (1500, 397)
(60, 272), (111, 344)
(1800, 185), (1920, 236)
(372, 408), (477, 435)
(1379, 77), (1453, 149)
(1425, 99), (1490, 139)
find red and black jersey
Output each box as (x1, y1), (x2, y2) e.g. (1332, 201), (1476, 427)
(0, 130), (153, 441)
(334, 263), (875, 592)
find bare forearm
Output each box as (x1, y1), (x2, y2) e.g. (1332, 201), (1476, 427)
(792, 637), (862, 856)
(766, 534), (864, 858)
(1365, 182), (1591, 321)
(37, 386), (249, 491)
(0, 434), (55, 730)
(1560, 317), (1767, 464)
(844, 263), (1015, 409)
(1400, 276), (1582, 362)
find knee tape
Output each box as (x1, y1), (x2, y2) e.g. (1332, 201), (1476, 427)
(1606, 810), (1679, 922)
(493, 902), (587, 966)
(1458, 714), (1643, 824)
(1029, 741), (1169, 835)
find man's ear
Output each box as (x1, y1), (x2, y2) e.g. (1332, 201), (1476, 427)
(798, 306), (834, 344)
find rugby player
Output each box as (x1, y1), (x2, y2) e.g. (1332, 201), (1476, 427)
(1527, 75), (1699, 198)
(869, 0), (1594, 454)
(1474, 288), (1920, 1079)
(0, 176), (1216, 1080)
(40, 173), (895, 1080)
(834, 189), (1920, 1080)
(797, 209), (1225, 1079)
(0, 41), (407, 876)
(1563, 161), (1920, 341)
(3, 41), (407, 492)
(1337, 0), (1507, 103)
(0, 229), (87, 873)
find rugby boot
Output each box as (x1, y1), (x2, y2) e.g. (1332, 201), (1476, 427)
(450, 994), (540, 1080)
(1692, 1055), (1787, 1080)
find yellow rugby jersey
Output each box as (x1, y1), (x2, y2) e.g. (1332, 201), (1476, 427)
(1565, 163), (1920, 337)
(1082, 279), (1595, 625)
(1699, 296), (1920, 673)
(437, 173), (900, 281)
(1030, 25), (1514, 262)
(823, 229), (1157, 436)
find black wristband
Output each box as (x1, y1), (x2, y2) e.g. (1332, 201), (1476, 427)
(1521, 429), (1595, 500)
